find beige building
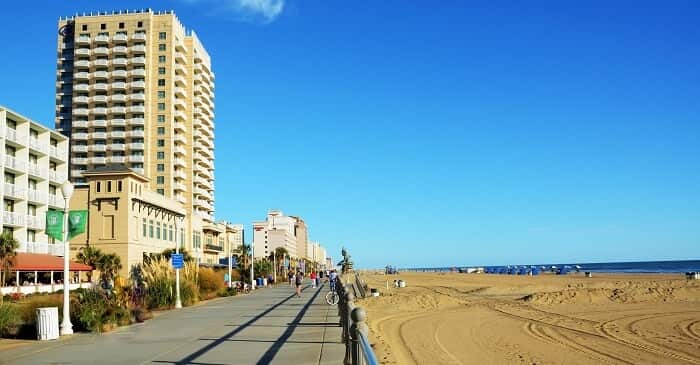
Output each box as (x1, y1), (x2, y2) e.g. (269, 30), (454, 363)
(292, 216), (308, 261)
(252, 210), (298, 259)
(1, 105), (69, 256)
(55, 9), (216, 263)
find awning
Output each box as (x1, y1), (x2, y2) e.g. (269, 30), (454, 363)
(10, 253), (93, 271)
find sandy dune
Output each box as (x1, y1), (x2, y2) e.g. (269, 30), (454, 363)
(356, 272), (700, 364)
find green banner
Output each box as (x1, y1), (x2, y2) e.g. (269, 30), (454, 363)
(45, 210), (64, 241)
(68, 210), (88, 239)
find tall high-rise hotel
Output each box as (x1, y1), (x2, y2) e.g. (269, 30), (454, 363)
(55, 9), (216, 223)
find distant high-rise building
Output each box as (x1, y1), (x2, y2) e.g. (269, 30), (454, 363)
(252, 210), (297, 259)
(292, 216), (308, 260)
(55, 9), (219, 264)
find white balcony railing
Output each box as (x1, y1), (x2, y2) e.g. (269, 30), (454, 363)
(128, 155), (144, 163)
(27, 164), (49, 179)
(129, 117), (145, 125)
(48, 194), (65, 208)
(49, 170), (67, 183)
(109, 143), (126, 151)
(16, 242), (64, 257)
(128, 143), (144, 150)
(2, 211), (25, 226)
(4, 155), (27, 171)
(109, 156), (126, 163)
(72, 145), (88, 153)
(50, 145), (68, 159)
(27, 189), (48, 203)
(26, 215), (45, 230)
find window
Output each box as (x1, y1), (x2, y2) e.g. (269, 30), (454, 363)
(117, 181), (123, 192)
(107, 181), (112, 192)
(157, 115), (165, 123)
(137, 21), (143, 27)
(158, 67), (166, 75)
(158, 91), (166, 99)
(157, 127), (165, 135)
(157, 152), (165, 159)
(158, 55), (166, 63)
(96, 181), (101, 192)
(157, 189), (165, 195)
(142, 218), (147, 237)
(82, 24), (87, 31)
(157, 164), (165, 172)
(156, 176), (165, 184)
(156, 222), (161, 239)
(119, 22), (124, 29)
(157, 103), (165, 111)
(169, 225), (173, 242)
(149, 220), (154, 237)
(159, 44), (166, 51)
(100, 23), (106, 30)
(159, 32), (166, 40)
(157, 139), (165, 147)
(158, 79), (166, 86)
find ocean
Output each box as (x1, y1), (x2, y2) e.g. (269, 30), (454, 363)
(404, 259), (700, 274)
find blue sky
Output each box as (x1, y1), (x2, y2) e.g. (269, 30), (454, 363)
(1, 1), (698, 268)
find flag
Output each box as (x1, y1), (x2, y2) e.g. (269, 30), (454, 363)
(68, 210), (88, 239)
(45, 210), (64, 241)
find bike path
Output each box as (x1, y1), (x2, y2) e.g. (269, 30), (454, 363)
(0, 283), (345, 365)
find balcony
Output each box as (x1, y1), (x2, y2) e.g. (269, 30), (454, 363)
(26, 215), (45, 230)
(92, 107), (108, 115)
(72, 145), (88, 152)
(129, 93), (146, 102)
(95, 34), (110, 43)
(92, 95), (108, 103)
(175, 51), (186, 63)
(113, 33), (128, 42)
(110, 131), (126, 138)
(193, 198), (210, 208)
(74, 60), (90, 68)
(131, 81), (146, 89)
(173, 145), (186, 156)
(174, 158), (186, 167)
(27, 164), (49, 179)
(129, 105), (145, 113)
(4, 155), (27, 172)
(75, 48), (90, 56)
(112, 82), (127, 90)
(174, 87), (186, 97)
(174, 98), (186, 109)
(173, 182), (186, 191)
(70, 132), (88, 140)
(93, 59), (109, 67)
(74, 71), (89, 80)
(71, 157), (88, 164)
(113, 46), (128, 55)
(131, 69), (146, 77)
(91, 119), (107, 127)
(173, 134), (187, 144)
(129, 117), (145, 126)
(73, 108), (89, 116)
(74, 84), (89, 92)
(48, 194), (65, 208)
(49, 170), (67, 183)
(109, 143), (126, 151)
(128, 155), (144, 163)
(27, 189), (48, 203)
(92, 83), (109, 92)
(132, 32), (147, 41)
(91, 132), (107, 139)
(73, 95), (89, 104)
(204, 244), (223, 253)
(174, 75), (186, 86)
(94, 47), (110, 56)
(91, 157), (107, 164)
(111, 118), (127, 126)
(76, 36), (90, 44)
(29, 138), (49, 154)
(110, 94), (127, 103)
(132, 168), (145, 175)
(128, 143), (144, 150)
(111, 106), (127, 114)
(174, 170), (186, 179)
(129, 130), (145, 138)
(131, 45), (147, 53)
(174, 122), (187, 132)
(112, 58), (127, 66)
(131, 57), (146, 65)
(174, 110), (186, 120)
(17, 242), (65, 257)
(89, 144), (107, 152)
(109, 156), (126, 163)
(92, 71), (109, 80)
(2, 211), (25, 227)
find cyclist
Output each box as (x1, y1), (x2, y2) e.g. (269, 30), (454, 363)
(329, 269), (338, 292)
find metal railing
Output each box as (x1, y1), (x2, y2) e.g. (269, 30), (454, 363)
(337, 274), (378, 365)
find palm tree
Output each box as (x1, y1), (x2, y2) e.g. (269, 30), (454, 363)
(97, 253), (122, 288)
(236, 244), (251, 270)
(76, 245), (104, 283)
(271, 247), (288, 276)
(0, 233), (19, 303)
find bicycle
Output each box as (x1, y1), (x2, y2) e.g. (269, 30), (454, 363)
(325, 280), (339, 305)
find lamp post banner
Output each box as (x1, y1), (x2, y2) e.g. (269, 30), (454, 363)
(68, 210), (88, 239)
(45, 210), (64, 241)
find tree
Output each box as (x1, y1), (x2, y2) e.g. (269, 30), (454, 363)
(76, 245), (104, 283)
(97, 253), (122, 288)
(270, 247), (288, 276)
(0, 233), (19, 303)
(236, 244), (251, 270)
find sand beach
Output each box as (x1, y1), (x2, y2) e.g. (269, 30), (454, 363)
(357, 271), (700, 364)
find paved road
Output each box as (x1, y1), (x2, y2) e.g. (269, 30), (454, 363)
(0, 283), (345, 365)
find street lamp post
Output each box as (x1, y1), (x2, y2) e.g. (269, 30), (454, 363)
(272, 251), (276, 285)
(60, 181), (73, 336)
(227, 230), (234, 289)
(250, 241), (255, 290)
(175, 218), (182, 309)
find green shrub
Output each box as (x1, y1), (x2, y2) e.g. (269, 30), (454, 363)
(70, 289), (109, 332)
(217, 287), (238, 297)
(0, 303), (20, 337)
(14, 294), (63, 338)
(139, 257), (199, 309)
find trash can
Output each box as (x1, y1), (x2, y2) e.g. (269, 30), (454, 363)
(262, 278), (268, 287)
(256, 278), (263, 287)
(36, 307), (59, 340)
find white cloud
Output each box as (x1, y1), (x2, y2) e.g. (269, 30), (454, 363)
(180, 0), (285, 24)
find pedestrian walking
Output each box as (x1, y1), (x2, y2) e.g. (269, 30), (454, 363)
(288, 270), (294, 287)
(295, 270), (303, 297)
(310, 271), (317, 288)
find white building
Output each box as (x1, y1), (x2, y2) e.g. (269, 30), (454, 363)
(252, 210), (297, 259)
(1, 105), (70, 256)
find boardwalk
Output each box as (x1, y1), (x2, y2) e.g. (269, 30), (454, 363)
(0, 284), (344, 365)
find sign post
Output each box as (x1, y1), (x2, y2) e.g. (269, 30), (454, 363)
(171, 254), (184, 269)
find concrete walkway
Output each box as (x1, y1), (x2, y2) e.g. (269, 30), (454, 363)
(0, 283), (345, 365)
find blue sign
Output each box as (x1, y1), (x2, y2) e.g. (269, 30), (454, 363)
(171, 254), (184, 269)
